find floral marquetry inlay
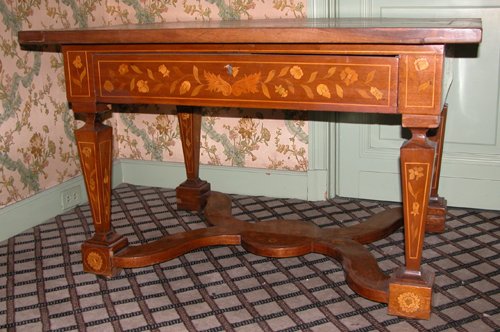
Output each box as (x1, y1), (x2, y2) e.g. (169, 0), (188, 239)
(178, 112), (195, 175)
(401, 53), (442, 111)
(67, 51), (91, 97)
(86, 251), (104, 272)
(397, 292), (421, 313)
(414, 57), (430, 72)
(77, 140), (112, 226)
(404, 162), (431, 259)
(78, 143), (100, 222)
(96, 55), (397, 110)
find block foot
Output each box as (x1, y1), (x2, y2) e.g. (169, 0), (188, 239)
(82, 232), (129, 278)
(388, 268), (434, 319)
(176, 179), (211, 211)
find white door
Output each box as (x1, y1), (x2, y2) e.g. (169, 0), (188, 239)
(332, 0), (500, 210)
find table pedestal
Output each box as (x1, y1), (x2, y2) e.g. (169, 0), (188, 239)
(77, 104), (448, 319)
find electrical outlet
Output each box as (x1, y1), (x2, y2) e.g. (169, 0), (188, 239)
(61, 185), (82, 210)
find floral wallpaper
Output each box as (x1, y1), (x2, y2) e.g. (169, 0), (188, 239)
(0, 0), (307, 208)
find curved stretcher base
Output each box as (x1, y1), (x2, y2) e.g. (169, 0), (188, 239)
(106, 191), (404, 305)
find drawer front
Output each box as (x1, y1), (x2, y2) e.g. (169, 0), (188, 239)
(94, 53), (399, 113)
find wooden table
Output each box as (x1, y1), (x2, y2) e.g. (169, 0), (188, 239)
(19, 18), (482, 319)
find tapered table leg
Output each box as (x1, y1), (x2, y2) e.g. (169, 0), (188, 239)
(176, 106), (211, 211)
(426, 105), (448, 233)
(74, 103), (128, 277)
(388, 125), (436, 319)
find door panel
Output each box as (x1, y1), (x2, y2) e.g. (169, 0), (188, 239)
(335, 1), (500, 209)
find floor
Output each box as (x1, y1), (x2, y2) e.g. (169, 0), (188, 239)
(0, 183), (498, 331)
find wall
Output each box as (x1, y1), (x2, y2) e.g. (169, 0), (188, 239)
(0, 0), (308, 209)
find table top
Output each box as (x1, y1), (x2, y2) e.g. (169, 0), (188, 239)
(18, 18), (482, 46)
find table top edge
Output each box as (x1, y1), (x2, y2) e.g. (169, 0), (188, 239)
(18, 18), (483, 46)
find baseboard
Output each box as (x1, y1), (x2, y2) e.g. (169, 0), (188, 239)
(117, 159), (318, 200)
(0, 176), (88, 242)
(0, 161), (128, 242)
(358, 170), (500, 210)
(0, 160), (325, 241)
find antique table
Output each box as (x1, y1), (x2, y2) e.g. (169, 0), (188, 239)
(19, 18), (482, 319)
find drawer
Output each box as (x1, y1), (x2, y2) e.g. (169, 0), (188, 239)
(93, 53), (399, 113)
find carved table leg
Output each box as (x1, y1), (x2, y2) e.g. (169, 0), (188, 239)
(74, 103), (128, 277)
(426, 105), (448, 233)
(176, 106), (211, 211)
(388, 125), (436, 319)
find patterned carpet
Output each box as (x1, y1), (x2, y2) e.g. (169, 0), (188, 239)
(0, 183), (499, 332)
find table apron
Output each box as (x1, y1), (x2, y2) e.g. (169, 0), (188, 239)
(65, 51), (401, 113)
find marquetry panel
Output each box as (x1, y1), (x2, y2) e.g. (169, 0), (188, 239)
(64, 50), (92, 98)
(401, 162), (431, 259)
(399, 53), (444, 114)
(94, 54), (399, 113)
(77, 140), (112, 225)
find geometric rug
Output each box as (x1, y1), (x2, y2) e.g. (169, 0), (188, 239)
(1, 183), (498, 331)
